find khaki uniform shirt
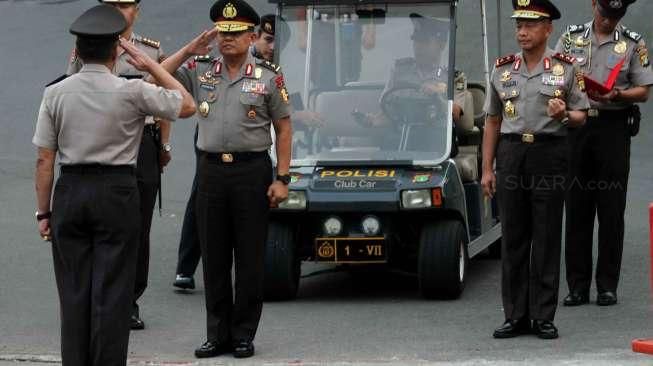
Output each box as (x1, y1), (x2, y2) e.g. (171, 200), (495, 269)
(382, 58), (468, 113)
(67, 33), (164, 124)
(174, 53), (291, 153)
(555, 22), (653, 110)
(485, 48), (590, 136)
(33, 64), (182, 165)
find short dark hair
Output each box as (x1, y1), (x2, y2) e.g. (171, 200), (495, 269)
(75, 37), (117, 63)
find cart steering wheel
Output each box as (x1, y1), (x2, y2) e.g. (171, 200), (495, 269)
(380, 85), (448, 127)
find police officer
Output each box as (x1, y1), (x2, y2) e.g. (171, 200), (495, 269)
(482, 0), (589, 339)
(33, 5), (195, 365)
(252, 14), (291, 62)
(67, 0), (171, 329)
(160, 0), (292, 358)
(555, 0), (653, 307)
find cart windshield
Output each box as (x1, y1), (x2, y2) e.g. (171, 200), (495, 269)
(278, 3), (454, 166)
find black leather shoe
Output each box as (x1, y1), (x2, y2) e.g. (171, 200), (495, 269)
(173, 275), (196, 290)
(130, 314), (145, 330)
(492, 319), (531, 339)
(194, 340), (231, 358)
(563, 291), (590, 306)
(597, 291), (618, 306)
(233, 341), (255, 358)
(532, 320), (558, 339)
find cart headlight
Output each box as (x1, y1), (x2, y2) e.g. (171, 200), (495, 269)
(361, 215), (381, 236)
(401, 190), (432, 209)
(323, 216), (343, 236)
(278, 191), (307, 210)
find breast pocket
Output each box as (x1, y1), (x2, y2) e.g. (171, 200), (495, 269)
(239, 92), (268, 124)
(500, 89), (520, 121)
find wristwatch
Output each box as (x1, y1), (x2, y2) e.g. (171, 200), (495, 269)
(35, 211), (51, 221)
(162, 143), (172, 152)
(276, 174), (291, 185)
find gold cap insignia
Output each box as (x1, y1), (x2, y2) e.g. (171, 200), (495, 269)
(223, 3), (237, 19)
(517, 0), (530, 6)
(264, 22), (273, 34)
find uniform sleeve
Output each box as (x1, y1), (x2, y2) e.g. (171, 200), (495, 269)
(133, 80), (183, 121)
(32, 93), (57, 150)
(483, 68), (502, 116)
(66, 48), (83, 75)
(628, 40), (653, 87)
(173, 63), (197, 98)
(379, 64), (398, 104)
(566, 65), (590, 111)
(267, 73), (292, 121)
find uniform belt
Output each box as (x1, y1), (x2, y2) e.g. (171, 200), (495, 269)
(201, 150), (268, 164)
(61, 164), (135, 175)
(501, 133), (564, 144)
(587, 108), (630, 119)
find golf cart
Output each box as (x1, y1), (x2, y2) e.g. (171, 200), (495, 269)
(265, 0), (501, 300)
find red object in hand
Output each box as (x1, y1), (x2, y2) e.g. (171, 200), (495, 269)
(584, 57), (625, 96)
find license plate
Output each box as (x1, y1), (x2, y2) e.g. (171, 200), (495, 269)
(315, 237), (387, 263)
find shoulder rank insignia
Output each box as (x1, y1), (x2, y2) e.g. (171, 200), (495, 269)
(259, 60), (282, 73)
(495, 54), (515, 68)
(194, 55), (214, 63)
(138, 36), (161, 49)
(622, 28), (642, 43)
(553, 53), (575, 64)
(567, 24), (585, 34)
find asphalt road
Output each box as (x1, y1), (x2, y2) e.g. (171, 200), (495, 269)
(1, 0), (653, 365)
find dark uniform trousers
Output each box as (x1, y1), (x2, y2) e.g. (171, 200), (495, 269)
(496, 137), (568, 321)
(565, 112), (631, 294)
(133, 126), (160, 314)
(176, 125), (201, 277)
(196, 152), (272, 343)
(51, 166), (140, 366)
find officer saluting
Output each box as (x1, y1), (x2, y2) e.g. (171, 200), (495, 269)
(67, 0), (171, 330)
(160, 0), (292, 359)
(555, 0), (653, 307)
(482, 0), (589, 339)
(33, 5), (195, 365)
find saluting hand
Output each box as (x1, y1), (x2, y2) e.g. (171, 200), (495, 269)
(120, 37), (155, 72)
(185, 28), (219, 56)
(267, 181), (289, 208)
(547, 98), (567, 120)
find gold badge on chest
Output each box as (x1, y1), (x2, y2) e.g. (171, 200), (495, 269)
(199, 101), (210, 117)
(614, 41), (627, 54)
(505, 100), (517, 118)
(552, 64), (565, 76)
(500, 70), (512, 82)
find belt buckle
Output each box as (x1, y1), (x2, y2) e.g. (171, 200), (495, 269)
(588, 109), (599, 117)
(221, 153), (234, 163)
(521, 133), (535, 143)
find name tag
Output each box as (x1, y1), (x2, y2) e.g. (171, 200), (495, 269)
(542, 75), (565, 86)
(241, 80), (268, 94)
(200, 83), (216, 91)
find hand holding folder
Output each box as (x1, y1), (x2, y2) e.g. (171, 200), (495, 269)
(583, 57), (625, 99)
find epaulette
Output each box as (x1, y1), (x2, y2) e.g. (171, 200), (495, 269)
(495, 54), (515, 67)
(258, 60), (282, 73)
(46, 74), (69, 88)
(567, 24), (585, 34)
(194, 55), (214, 63)
(622, 27), (642, 43)
(553, 53), (575, 64)
(137, 36), (160, 49)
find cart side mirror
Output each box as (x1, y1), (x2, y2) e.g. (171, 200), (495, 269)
(356, 9), (386, 25)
